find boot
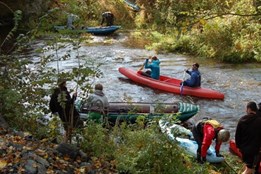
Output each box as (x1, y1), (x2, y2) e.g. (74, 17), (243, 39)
(202, 157), (206, 163)
(196, 152), (201, 162)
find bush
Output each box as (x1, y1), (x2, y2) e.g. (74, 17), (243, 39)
(185, 17), (261, 63)
(113, 123), (209, 173)
(80, 122), (116, 159)
(173, 35), (198, 54)
(145, 32), (176, 53)
(198, 20), (234, 60)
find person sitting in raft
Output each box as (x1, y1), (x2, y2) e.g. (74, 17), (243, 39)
(181, 63), (201, 87)
(82, 84), (109, 123)
(192, 117), (230, 163)
(139, 56), (160, 80)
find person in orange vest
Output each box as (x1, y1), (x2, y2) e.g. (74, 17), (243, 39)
(192, 118), (230, 163)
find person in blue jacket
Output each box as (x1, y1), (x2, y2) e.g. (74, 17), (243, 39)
(140, 56), (160, 80)
(181, 63), (201, 87)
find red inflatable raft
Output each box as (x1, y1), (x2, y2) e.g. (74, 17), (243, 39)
(119, 67), (225, 100)
(229, 140), (261, 172)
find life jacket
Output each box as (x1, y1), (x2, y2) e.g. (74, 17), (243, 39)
(204, 119), (221, 129)
(196, 117), (222, 136)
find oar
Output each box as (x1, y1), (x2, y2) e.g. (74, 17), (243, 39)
(138, 56), (153, 71)
(138, 57), (149, 71)
(138, 63), (145, 71)
(180, 70), (186, 96)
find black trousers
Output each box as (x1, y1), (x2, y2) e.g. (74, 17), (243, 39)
(254, 151), (261, 174)
(140, 70), (151, 78)
(192, 123), (204, 155)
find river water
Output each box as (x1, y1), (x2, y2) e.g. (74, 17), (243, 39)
(29, 33), (261, 143)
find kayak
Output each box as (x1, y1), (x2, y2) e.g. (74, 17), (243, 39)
(119, 67), (225, 100)
(86, 25), (121, 35)
(229, 140), (261, 172)
(54, 25), (121, 35)
(159, 119), (225, 163)
(123, 0), (141, 12)
(77, 101), (199, 124)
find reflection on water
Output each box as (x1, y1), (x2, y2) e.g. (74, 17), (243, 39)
(28, 35), (261, 140)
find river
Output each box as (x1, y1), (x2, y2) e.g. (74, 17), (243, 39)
(28, 32), (261, 144)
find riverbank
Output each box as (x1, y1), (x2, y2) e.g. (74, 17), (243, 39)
(0, 127), (117, 173)
(1, 0), (260, 63)
(0, 121), (243, 173)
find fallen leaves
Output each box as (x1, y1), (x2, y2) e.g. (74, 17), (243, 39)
(0, 160), (7, 169)
(0, 129), (94, 173)
(35, 149), (48, 158)
(209, 169), (222, 174)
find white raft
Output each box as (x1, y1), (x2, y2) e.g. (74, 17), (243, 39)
(159, 119), (224, 163)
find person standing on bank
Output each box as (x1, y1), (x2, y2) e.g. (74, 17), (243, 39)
(82, 84), (109, 123)
(192, 118), (230, 163)
(101, 11), (114, 26)
(140, 56), (160, 80)
(235, 101), (261, 174)
(181, 63), (201, 87)
(49, 78), (83, 141)
(66, 13), (79, 29)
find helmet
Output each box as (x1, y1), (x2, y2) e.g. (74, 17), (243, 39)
(217, 129), (230, 142)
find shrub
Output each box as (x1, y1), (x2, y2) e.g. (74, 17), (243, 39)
(198, 20), (234, 60)
(80, 122), (116, 159)
(113, 123), (209, 173)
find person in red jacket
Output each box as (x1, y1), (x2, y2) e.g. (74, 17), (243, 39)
(192, 118), (230, 163)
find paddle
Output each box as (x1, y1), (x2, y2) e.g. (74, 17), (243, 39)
(138, 56), (151, 71)
(180, 70), (186, 96)
(138, 63), (145, 71)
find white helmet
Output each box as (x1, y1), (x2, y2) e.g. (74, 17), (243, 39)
(217, 129), (230, 142)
